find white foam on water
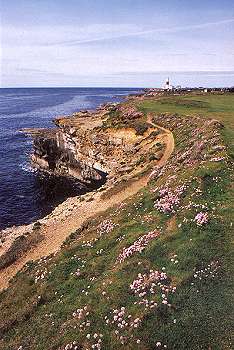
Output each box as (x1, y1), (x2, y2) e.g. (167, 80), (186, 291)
(19, 161), (37, 174)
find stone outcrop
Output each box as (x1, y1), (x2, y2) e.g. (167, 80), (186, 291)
(28, 103), (164, 187)
(31, 127), (106, 184)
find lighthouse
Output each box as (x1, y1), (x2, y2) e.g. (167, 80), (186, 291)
(163, 77), (173, 91)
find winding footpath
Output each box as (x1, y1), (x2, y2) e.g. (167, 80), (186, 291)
(0, 116), (174, 291)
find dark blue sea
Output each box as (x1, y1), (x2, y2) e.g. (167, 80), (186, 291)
(0, 87), (142, 230)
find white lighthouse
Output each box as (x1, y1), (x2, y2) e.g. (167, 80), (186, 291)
(163, 77), (173, 91)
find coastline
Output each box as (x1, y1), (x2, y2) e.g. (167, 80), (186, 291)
(1, 90), (171, 289)
(1, 88), (229, 291)
(0, 90), (233, 349)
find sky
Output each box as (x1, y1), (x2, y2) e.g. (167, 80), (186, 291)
(1, 0), (234, 87)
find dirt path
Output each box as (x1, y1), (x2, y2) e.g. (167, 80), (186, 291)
(146, 113), (174, 160)
(0, 117), (174, 291)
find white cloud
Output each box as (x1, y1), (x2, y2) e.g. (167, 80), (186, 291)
(43, 18), (234, 46)
(2, 23), (141, 47)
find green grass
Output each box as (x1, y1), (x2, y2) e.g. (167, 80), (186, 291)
(0, 93), (233, 350)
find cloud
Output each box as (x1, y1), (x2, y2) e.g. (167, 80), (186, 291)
(44, 18), (234, 47)
(2, 23), (140, 48)
(6, 18), (230, 48)
(15, 67), (71, 76)
(111, 70), (234, 77)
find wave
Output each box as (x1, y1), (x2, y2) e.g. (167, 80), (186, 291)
(19, 161), (37, 174)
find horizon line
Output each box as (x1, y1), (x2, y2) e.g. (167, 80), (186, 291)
(1, 85), (234, 89)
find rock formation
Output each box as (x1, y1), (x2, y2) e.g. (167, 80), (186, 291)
(27, 102), (164, 187)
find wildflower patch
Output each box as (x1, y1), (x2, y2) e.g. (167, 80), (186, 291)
(154, 185), (186, 214)
(194, 212), (209, 226)
(116, 230), (159, 264)
(130, 269), (176, 310)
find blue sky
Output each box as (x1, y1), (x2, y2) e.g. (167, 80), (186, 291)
(1, 0), (234, 87)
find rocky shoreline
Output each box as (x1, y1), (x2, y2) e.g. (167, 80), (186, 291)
(0, 91), (167, 276)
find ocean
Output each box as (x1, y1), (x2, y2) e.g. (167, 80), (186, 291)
(0, 87), (142, 230)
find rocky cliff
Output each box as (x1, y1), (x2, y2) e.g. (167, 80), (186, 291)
(28, 102), (165, 187)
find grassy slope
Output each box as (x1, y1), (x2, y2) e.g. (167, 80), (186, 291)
(0, 94), (233, 350)
(137, 93), (234, 155)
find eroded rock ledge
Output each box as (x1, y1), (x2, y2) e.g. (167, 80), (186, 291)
(26, 101), (164, 187)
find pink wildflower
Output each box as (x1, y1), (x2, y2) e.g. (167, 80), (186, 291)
(130, 269), (176, 310)
(116, 230), (159, 263)
(98, 219), (117, 236)
(154, 185), (186, 214)
(194, 212), (209, 226)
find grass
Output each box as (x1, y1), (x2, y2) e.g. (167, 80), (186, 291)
(0, 93), (233, 350)
(137, 93), (234, 156)
(0, 230), (43, 269)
